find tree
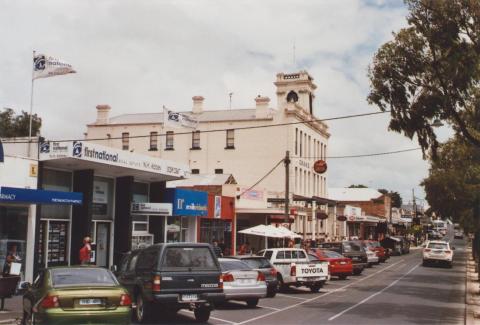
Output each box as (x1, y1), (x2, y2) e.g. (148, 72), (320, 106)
(378, 189), (403, 208)
(421, 136), (480, 229)
(368, 0), (480, 157)
(348, 184), (368, 188)
(0, 108), (42, 137)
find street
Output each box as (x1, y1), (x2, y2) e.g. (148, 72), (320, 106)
(143, 239), (465, 325)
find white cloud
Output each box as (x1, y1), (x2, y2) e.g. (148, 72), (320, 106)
(0, 0), (431, 202)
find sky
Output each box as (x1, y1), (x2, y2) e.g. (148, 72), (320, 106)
(0, 0), (452, 206)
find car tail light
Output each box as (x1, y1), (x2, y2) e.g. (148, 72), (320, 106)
(222, 273), (234, 282)
(152, 275), (161, 291)
(270, 268), (277, 277)
(424, 248), (431, 252)
(445, 250), (451, 254)
(119, 294), (132, 306)
(257, 271), (266, 282)
(290, 265), (296, 276)
(40, 295), (59, 309)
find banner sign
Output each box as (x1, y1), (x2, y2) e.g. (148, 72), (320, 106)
(164, 188), (208, 217)
(39, 140), (189, 179)
(131, 202), (172, 216)
(163, 107), (198, 129)
(33, 53), (76, 80)
(0, 186), (82, 205)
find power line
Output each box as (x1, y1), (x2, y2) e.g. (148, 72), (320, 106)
(290, 148), (422, 159)
(2, 110), (390, 144)
(236, 158), (285, 199)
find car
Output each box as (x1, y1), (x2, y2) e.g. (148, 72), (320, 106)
(363, 241), (388, 263)
(258, 248), (329, 292)
(393, 236), (410, 254)
(22, 266), (132, 325)
(422, 240), (454, 267)
(317, 241), (368, 275)
(115, 243), (225, 323)
(217, 258), (267, 307)
(309, 249), (353, 280)
(232, 256), (278, 298)
(454, 231), (464, 239)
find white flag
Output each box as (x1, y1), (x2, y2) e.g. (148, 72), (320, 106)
(33, 54), (76, 80)
(163, 106), (198, 129)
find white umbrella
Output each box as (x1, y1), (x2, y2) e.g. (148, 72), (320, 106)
(238, 224), (284, 238)
(276, 226), (302, 239)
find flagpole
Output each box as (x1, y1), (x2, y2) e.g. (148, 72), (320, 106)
(28, 50), (36, 156)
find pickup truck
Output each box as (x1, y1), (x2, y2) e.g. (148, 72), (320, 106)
(258, 248), (329, 292)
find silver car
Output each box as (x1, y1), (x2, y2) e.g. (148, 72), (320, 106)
(218, 258), (267, 308)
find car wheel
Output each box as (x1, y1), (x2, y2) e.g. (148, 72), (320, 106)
(353, 269), (362, 275)
(447, 262), (453, 268)
(135, 293), (152, 323)
(194, 306), (211, 322)
(339, 275), (348, 280)
(246, 298), (259, 308)
(267, 288), (277, 298)
(422, 259), (428, 267)
(309, 283), (322, 293)
(277, 275), (286, 292)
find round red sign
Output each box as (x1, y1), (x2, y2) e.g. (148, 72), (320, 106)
(313, 160), (327, 174)
(337, 215), (347, 222)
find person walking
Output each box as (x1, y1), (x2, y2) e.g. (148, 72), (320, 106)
(79, 236), (92, 265)
(2, 244), (21, 277)
(212, 239), (223, 258)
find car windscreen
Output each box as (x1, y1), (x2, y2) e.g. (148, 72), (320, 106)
(427, 243), (448, 250)
(161, 247), (218, 271)
(241, 258), (271, 269)
(220, 260), (252, 272)
(51, 268), (117, 287)
(323, 250), (343, 258)
(343, 242), (362, 252)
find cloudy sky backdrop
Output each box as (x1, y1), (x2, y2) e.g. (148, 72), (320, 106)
(0, 0), (452, 205)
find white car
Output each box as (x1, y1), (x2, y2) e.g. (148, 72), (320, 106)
(422, 240), (454, 267)
(365, 249), (379, 267)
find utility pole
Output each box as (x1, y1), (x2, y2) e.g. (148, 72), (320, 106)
(412, 188), (417, 222)
(284, 151), (290, 228)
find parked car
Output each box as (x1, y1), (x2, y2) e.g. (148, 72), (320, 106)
(454, 230), (464, 239)
(217, 258), (267, 307)
(317, 241), (368, 275)
(363, 241), (388, 263)
(423, 240), (454, 267)
(258, 248), (329, 292)
(232, 256), (278, 298)
(115, 243), (225, 323)
(380, 236), (402, 255)
(22, 266), (132, 325)
(309, 249), (353, 280)
(393, 236), (410, 254)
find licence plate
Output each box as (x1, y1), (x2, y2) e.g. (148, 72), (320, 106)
(79, 298), (102, 305)
(181, 294), (198, 302)
(238, 279), (255, 285)
(340, 261), (346, 265)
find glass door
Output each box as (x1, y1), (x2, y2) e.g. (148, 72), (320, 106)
(95, 222), (110, 267)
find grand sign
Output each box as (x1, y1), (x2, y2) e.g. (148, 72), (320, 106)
(40, 140), (189, 178)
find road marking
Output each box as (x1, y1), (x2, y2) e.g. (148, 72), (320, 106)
(236, 259), (405, 325)
(276, 293), (308, 300)
(180, 309), (237, 324)
(328, 262), (421, 321)
(258, 305), (281, 311)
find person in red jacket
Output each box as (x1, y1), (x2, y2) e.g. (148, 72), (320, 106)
(79, 236), (92, 265)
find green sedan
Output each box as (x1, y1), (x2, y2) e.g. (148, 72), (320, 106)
(22, 266), (132, 325)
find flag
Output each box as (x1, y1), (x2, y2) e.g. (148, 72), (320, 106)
(0, 139), (4, 163)
(33, 53), (76, 80)
(163, 106), (198, 129)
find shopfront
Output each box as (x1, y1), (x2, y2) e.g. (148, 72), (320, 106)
(198, 194), (235, 255)
(162, 188), (208, 243)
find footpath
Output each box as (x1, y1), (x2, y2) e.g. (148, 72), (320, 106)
(0, 294), (21, 325)
(466, 244), (480, 324)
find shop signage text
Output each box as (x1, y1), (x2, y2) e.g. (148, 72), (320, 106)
(131, 202), (172, 215)
(0, 186), (83, 205)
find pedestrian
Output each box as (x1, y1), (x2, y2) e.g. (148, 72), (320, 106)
(79, 236), (92, 265)
(212, 239), (223, 258)
(218, 239), (226, 256)
(288, 239), (294, 248)
(2, 244), (21, 277)
(239, 241), (250, 255)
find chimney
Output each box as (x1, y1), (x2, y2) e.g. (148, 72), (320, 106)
(255, 95), (270, 118)
(96, 105), (111, 124)
(192, 96), (204, 114)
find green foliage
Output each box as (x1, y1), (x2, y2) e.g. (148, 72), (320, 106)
(422, 137), (480, 229)
(368, 0), (480, 156)
(378, 188), (403, 208)
(348, 184), (368, 188)
(0, 108), (42, 137)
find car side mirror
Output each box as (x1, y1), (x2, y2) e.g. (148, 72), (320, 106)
(110, 265), (118, 273)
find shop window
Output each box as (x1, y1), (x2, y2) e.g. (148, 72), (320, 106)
(191, 131), (201, 149)
(0, 206), (28, 274)
(149, 132), (158, 151)
(133, 222), (148, 233)
(225, 129), (234, 149)
(122, 132), (129, 151)
(132, 182), (149, 203)
(92, 177), (114, 220)
(215, 169), (223, 174)
(191, 169), (200, 174)
(165, 131), (174, 150)
(41, 169), (72, 220)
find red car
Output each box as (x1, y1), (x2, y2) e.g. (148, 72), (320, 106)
(310, 249), (353, 280)
(364, 241), (388, 263)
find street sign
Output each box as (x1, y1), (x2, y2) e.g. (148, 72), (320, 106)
(313, 160), (327, 174)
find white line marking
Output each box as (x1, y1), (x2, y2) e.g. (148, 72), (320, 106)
(236, 259), (406, 325)
(180, 309), (237, 324)
(328, 263), (421, 321)
(258, 305), (281, 311)
(276, 293), (308, 300)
